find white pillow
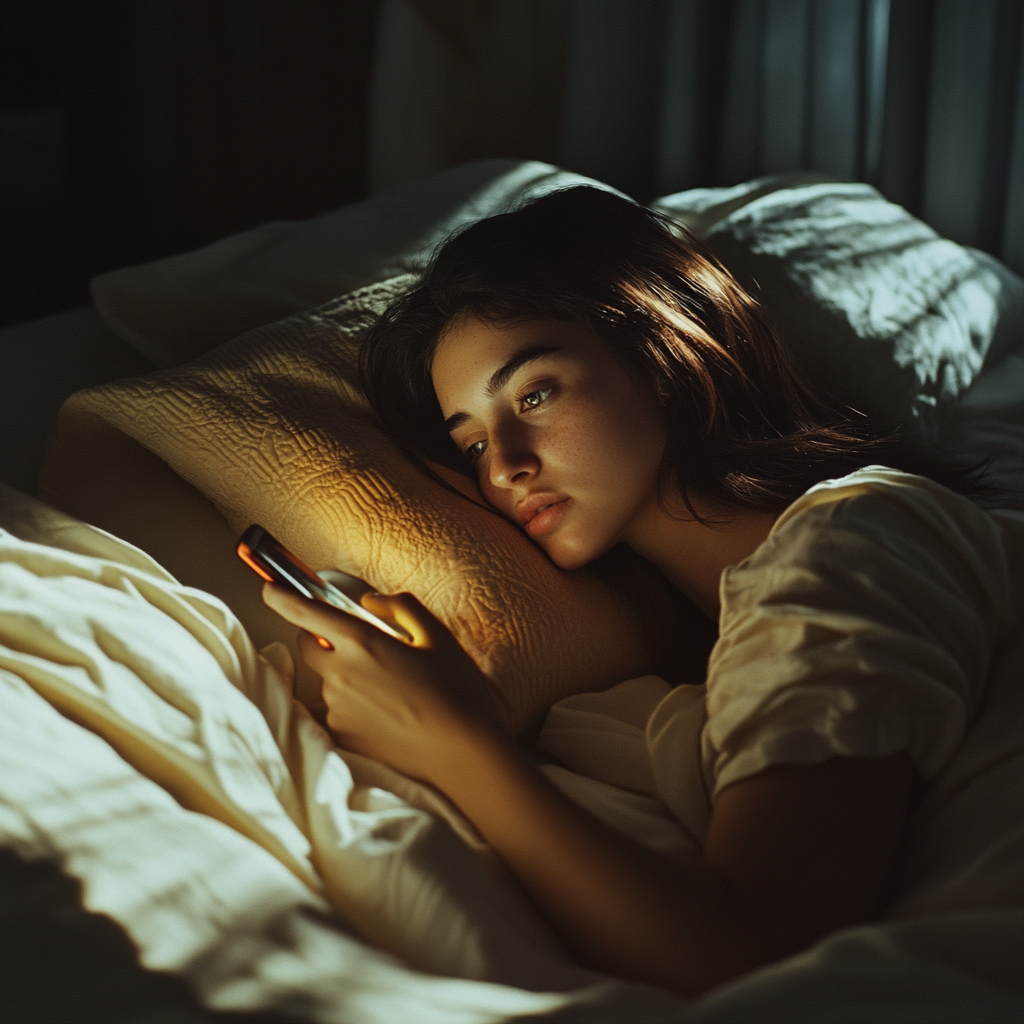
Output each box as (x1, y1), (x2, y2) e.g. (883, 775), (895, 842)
(91, 160), (625, 368)
(653, 180), (1024, 500)
(91, 161), (1022, 501)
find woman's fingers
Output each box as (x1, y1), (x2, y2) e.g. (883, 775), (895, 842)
(295, 626), (333, 664)
(262, 581), (449, 655)
(263, 581), (498, 778)
(262, 582), (383, 650)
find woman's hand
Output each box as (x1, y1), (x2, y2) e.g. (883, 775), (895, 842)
(262, 582), (503, 783)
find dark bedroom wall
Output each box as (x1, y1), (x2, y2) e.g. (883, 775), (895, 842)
(0, 0), (65, 328)
(3, 0), (1021, 331)
(0, 0), (381, 328)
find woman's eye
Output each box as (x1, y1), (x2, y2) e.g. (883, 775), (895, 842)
(464, 439), (487, 463)
(520, 386), (554, 409)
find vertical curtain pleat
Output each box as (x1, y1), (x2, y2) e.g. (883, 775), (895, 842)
(809, 0), (862, 178)
(762, 0), (810, 174)
(656, 0), (734, 193)
(860, 0), (890, 184)
(877, 0), (933, 216)
(922, 0), (1022, 255)
(717, 0), (765, 184)
(1004, 33), (1024, 273)
(657, 0), (705, 191)
(559, 0), (666, 200)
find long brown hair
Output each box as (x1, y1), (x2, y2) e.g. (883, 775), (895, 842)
(360, 186), (992, 517)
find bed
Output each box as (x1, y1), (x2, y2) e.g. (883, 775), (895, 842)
(2, 160), (1022, 1022)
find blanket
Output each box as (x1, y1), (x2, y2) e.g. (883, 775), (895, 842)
(3, 483), (1023, 1022)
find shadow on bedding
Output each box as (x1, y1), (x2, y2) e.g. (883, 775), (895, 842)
(0, 848), (296, 1024)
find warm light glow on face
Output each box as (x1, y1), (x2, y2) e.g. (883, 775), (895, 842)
(431, 317), (667, 568)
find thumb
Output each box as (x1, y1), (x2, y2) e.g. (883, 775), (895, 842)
(360, 591), (450, 649)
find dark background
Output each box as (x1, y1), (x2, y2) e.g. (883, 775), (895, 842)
(0, 0), (381, 328)
(2, 0), (1021, 331)
(0, 2), (1021, 1016)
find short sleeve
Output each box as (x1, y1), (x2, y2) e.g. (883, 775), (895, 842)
(703, 469), (1018, 797)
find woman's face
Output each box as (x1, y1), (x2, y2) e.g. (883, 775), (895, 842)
(431, 317), (668, 569)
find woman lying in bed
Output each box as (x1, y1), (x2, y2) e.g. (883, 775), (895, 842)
(262, 187), (1013, 996)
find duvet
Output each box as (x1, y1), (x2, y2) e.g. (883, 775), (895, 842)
(2, 482), (1022, 1023)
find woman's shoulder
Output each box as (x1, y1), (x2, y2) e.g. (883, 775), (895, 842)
(719, 464), (1021, 671)
(709, 465), (1021, 791)
(777, 464), (999, 522)
(766, 465), (1022, 579)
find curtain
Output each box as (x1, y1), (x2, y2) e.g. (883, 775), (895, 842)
(370, 0), (1023, 274)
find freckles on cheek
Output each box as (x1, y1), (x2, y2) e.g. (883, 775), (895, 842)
(545, 405), (600, 468)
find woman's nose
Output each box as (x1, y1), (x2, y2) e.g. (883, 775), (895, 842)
(488, 433), (540, 489)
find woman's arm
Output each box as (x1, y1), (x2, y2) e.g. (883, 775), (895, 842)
(264, 584), (916, 997)
(428, 733), (915, 996)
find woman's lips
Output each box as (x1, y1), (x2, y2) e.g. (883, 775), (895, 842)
(525, 498), (570, 538)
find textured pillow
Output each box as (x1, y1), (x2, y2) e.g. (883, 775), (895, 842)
(49, 279), (699, 736)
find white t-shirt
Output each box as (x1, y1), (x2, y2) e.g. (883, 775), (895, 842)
(539, 467), (1024, 916)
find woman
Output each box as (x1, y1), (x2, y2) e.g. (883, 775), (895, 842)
(263, 187), (1018, 996)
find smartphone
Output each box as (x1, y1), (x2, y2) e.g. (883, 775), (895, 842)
(237, 525), (412, 643)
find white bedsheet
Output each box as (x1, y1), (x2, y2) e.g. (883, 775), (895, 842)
(0, 483), (689, 1023)
(2, 483), (1022, 1022)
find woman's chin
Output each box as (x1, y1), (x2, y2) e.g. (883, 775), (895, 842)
(540, 531), (610, 572)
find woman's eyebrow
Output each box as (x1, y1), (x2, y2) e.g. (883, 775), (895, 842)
(444, 345), (560, 433)
(484, 345), (560, 398)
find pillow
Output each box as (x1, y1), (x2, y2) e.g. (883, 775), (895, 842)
(653, 180), (1024, 499)
(93, 158), (1022, 493)
(48, 168), (1021, 743)
(45, 278), (703, 737)
(91, 159), (628, 368)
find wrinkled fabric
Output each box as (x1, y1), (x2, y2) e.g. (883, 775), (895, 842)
(707, 468), (1020, 793)
(538, 676), (711, 857)
(4, 479), (1023, 1020)
(3, 483), (695, 1023)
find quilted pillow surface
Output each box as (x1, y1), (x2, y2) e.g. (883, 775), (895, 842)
(53, 278), (695, 735)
